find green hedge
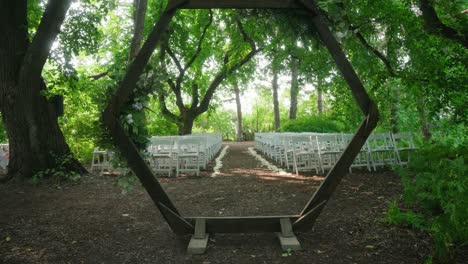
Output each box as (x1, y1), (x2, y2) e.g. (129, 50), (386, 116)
(281, 115), (343, 133)
(385, 136), (468, 263)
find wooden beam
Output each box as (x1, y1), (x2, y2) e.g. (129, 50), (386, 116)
(298, 0), (373, 116)
(172, 0), (301, 9)
(185, 216), (300, 233)
(158, 202), (195, 235)
(293, 200), (326, 232)
(294, 0), (379, 230)
(102, 5), (183, 234)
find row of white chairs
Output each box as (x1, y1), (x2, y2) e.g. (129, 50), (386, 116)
(90, 133), (223, 177)
(146, 133), (222, 177)
(255, 132), (417, 175)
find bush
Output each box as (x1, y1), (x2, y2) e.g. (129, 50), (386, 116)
(385, 135), (468, 263)
(281, 115), (343, 133)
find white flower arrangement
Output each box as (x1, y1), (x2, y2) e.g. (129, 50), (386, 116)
(247, 147), (291, 176)
(211, 145), (229, 177)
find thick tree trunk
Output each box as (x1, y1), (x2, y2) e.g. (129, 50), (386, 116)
(289, 58), (300, 119)
(272, 67), (280, 131)
(234, 82), (243, 141)
(0, 0), (84, 181)
(178, 113), (195, 135)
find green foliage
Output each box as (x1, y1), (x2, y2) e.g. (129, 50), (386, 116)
(385, 200), (427, 230)
(281, 115), (343, 133)
(31, 153), (81, 185)
(194, 109), (236, 141)
(386, 132), (468, 262)
(115, 172), (138, 194)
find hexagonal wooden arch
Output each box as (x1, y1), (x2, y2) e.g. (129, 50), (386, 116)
(102, 0), (379, 253)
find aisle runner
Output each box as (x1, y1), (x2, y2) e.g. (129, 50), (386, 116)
(247, 147), (291, 176)
(211, 146), (229, 177)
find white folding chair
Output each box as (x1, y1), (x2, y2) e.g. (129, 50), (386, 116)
(368, 133), (397, 170)
(392, 133), (417, 165)
(175, 137), (200, 176)
(148, 138), (175, 177)
(341, 134), (372, 172)
(315, 134), (342, 173)
(91, 148), (112, 173)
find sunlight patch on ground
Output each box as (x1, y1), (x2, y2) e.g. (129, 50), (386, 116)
(211, 146), (229, 177)
(247, 147), (292, 176)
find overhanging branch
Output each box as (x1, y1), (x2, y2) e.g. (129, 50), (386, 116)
(419, 0), (467, 48)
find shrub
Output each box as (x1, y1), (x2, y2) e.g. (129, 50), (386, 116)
(281, 115), (343, 133)
(385, 136), (468, 263)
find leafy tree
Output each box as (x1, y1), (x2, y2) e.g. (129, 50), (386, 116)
(156, 10), (260, 135)
(0, 0), (83, 180)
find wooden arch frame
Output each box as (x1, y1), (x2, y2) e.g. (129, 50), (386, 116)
(102, 0), (379, 253)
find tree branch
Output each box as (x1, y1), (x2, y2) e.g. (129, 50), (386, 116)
(190, 83), (199, 110)
(166, 46), (184, 73)
(89, 71), (109, 80)
(333, 3), (397, 77)
(158, 92), (180, 123)
(419, 0), (467, 48)
(352, 26), (396, 77)
(19, 0), (72, 87)
(183, 9), (213, 72)
(166, 77), (185, 110)
(196, 18), (260, 115)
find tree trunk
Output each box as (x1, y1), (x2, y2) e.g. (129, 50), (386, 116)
(390, 87), (399, 134)
(417, 95), (431, 139)
(178, 114), (195, 135)
(289, 58), (300, 119)
(317, 78), (324, 114)
(129, 0), (148, 63)
(0, 0), (85, 181)
(234, 82), (243, 141)
(272, 67), (280, 131)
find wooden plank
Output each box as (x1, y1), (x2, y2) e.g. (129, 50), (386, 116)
(298, 115), (378, 228)
(293, 200), (326, 232)
(292, 0), (379, 231)
(101, 4), (185, 234)
(172, 0), (301, 9)
(104, 120), (182, 222)
(185, 216), (300, 233)
(298, 0), (374, 115)
(158, 203), (194, 235)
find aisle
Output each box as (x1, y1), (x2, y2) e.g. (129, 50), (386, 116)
(168, 141), (323, 217)
(215, 142), (295, 179)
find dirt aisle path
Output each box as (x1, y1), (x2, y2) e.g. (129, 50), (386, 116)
(217, 142), (290, 177)
(172, 142), (323, 217)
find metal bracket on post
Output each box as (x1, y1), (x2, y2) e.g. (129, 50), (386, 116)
(187, 218), (209, 254)
(276, 218), (302, 251)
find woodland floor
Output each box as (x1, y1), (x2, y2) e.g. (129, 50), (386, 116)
(0, 141), (462, 264)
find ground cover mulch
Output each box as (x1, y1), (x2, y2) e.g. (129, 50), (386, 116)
(0, 141), (458, 264)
